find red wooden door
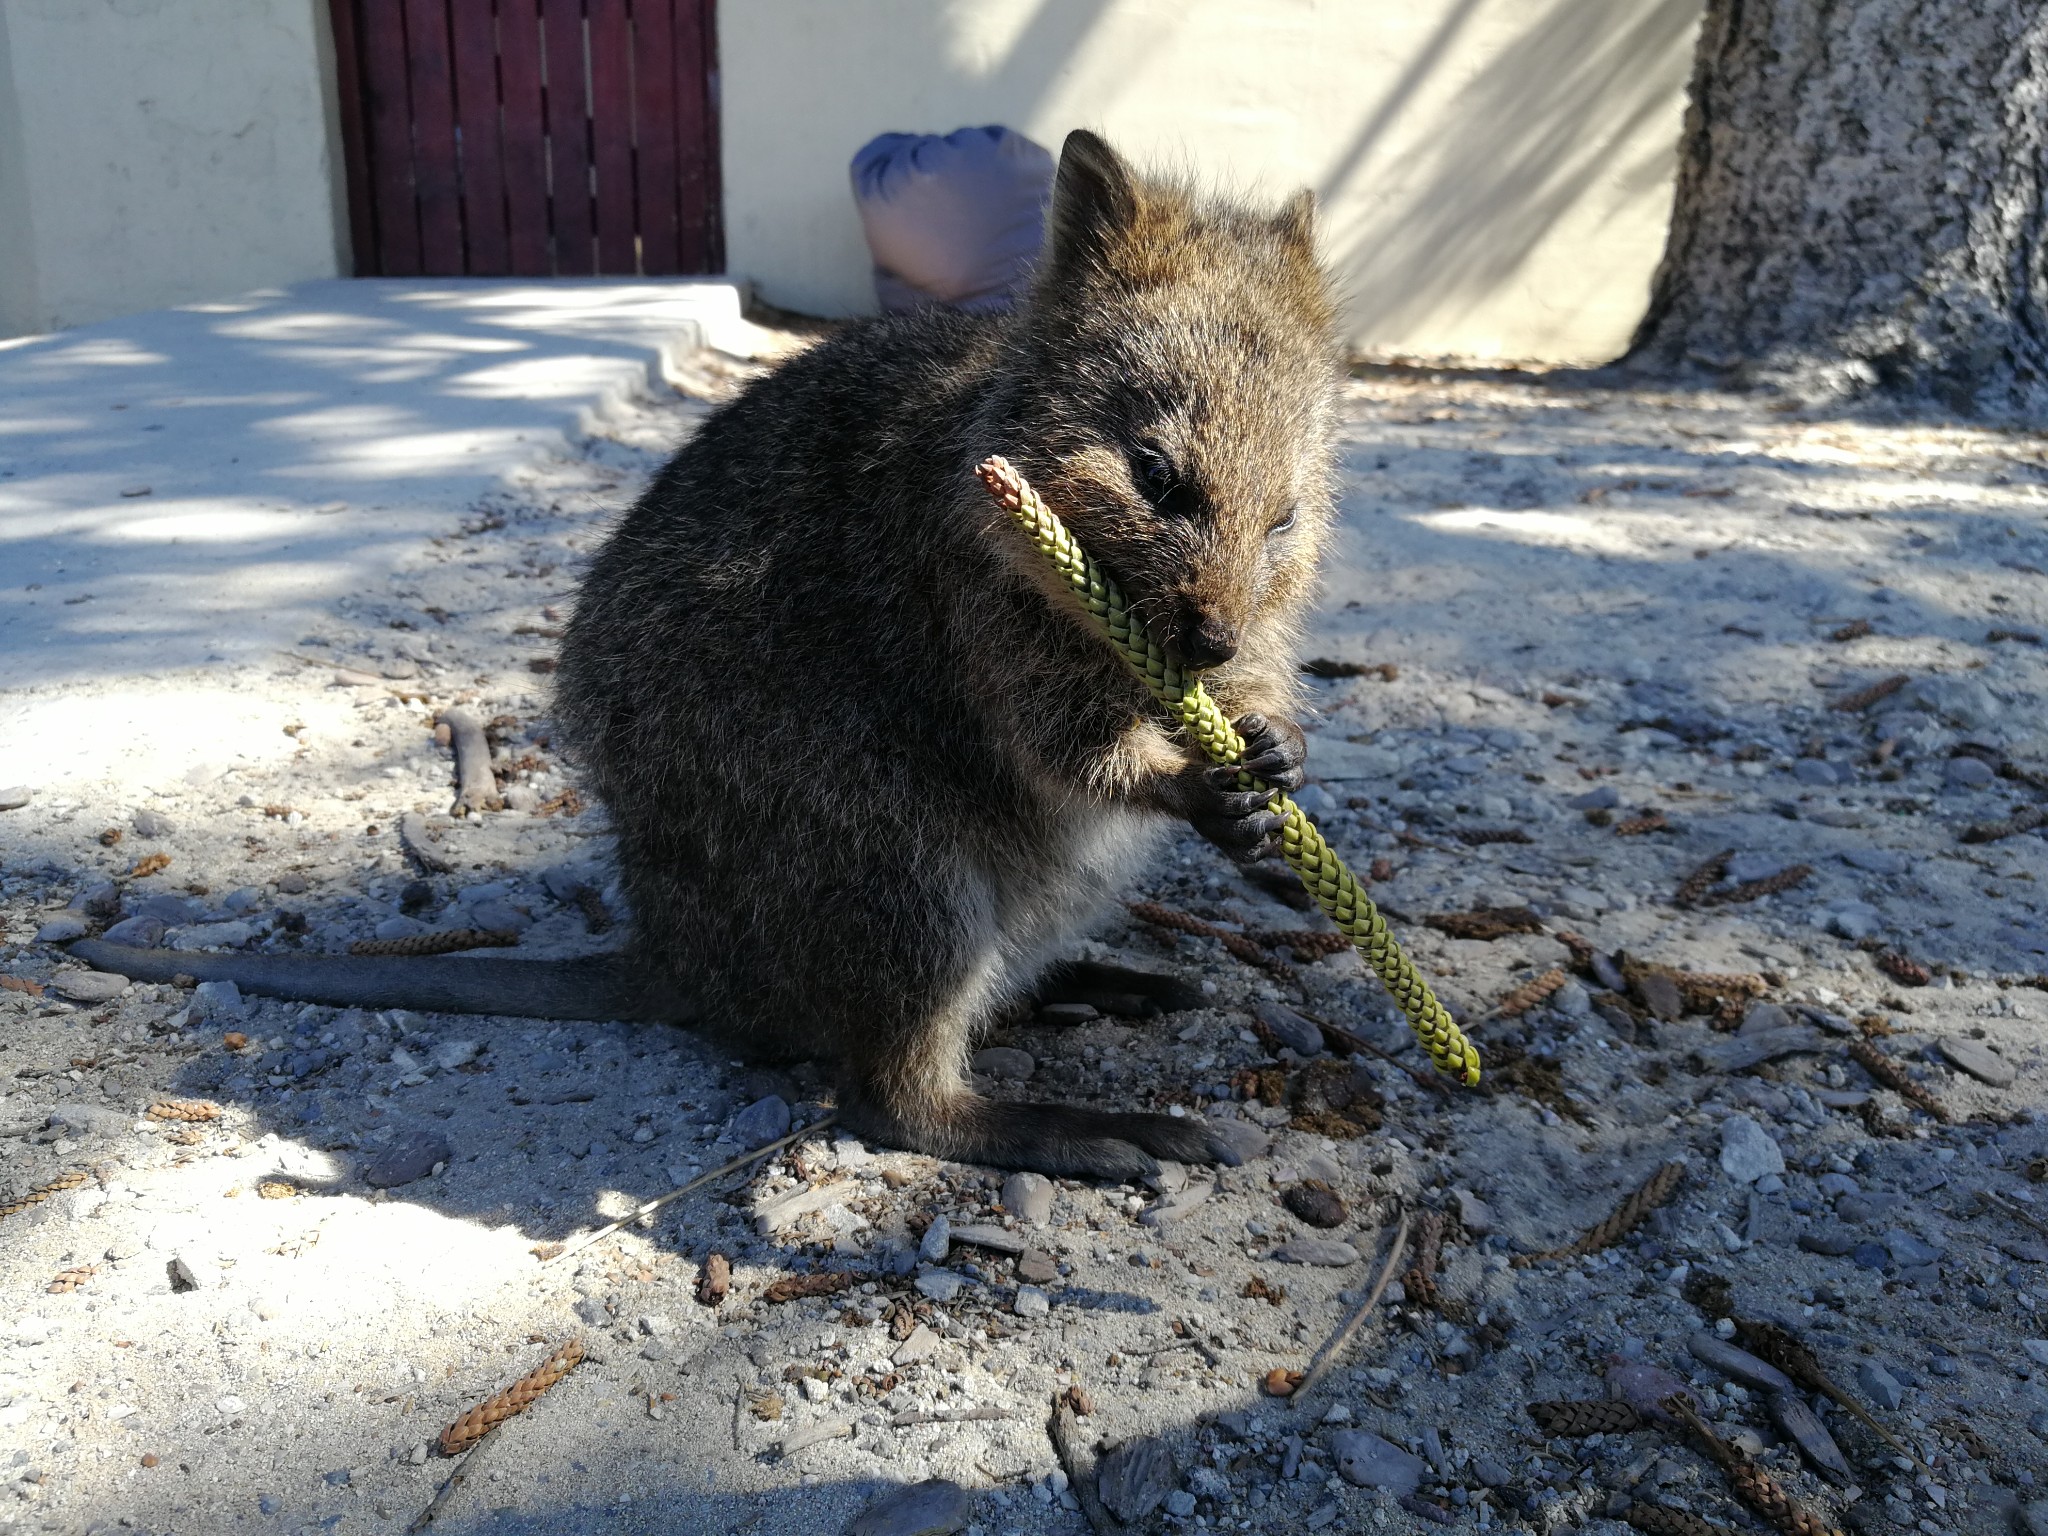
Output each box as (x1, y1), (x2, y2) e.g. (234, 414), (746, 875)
(329, 0), (721, 277)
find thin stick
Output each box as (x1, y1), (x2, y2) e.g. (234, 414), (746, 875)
(776, 1418), (857, 1457)
(1050, 1397), (1126, 1536)
(1295, 1006), (1454, 1098)
(1979, 1187), (2048, 1240)
(539, 1114), (839, 1266)
(1288, 1212), (1411, 1407)
(890, 1406), (1012, 1428)
(406, 1428), (502, 1535)
(439, 708), (504, 816)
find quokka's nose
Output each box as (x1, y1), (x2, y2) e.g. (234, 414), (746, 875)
(1179, 613), (1240, 669)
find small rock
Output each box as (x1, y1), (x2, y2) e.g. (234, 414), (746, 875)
(1329, 1430), (1425, 1493)
(1001, 1171), (1055, 1226)
(1693, 1027), (1825, 1073)
(1036, 1001), (1098, 1025)
(1883, 1228), (1944, 1267)
(2025, 1339), (2048, 1366)
(729, 1095), (791, 1148)
(1938, 1037), (2015, 1088)
(969, 1046), (1034, 1081)
(1769, 1392), (1850, 1480)
(1204, 1117), (1270, 1164)
(167, 921), (252, 951)
(1798, 1228), (1858, 1257)
(35, 913), (88, 943)
(1013, 1285), (1050, 1318)
(191, 979), (246, 1022)
(1017, 1250), (1059, 1284)
(1165, 1489), (1198, 1518)
(949, 1223), (1023, 1255)
(131, 809), (175, 838)
(100, 915), (166, 947)
(1569, 786), (1620, 811)
(430, 1039), (481, 1072)
(1473, 1458), (1511, 1488)
(1792, 759), (1840, 787)
(216, 1395), (246, 1416)
(50, 969), (127, 1003)
(1607, 1359), (1691, 1421)
(1139, 1180), (1213, 1228)
(1453, 1188), (1495, 1236)
(1738, 1001), (1792, 1035)
(1726, 851), (1786, 883)
(919, 1214), (952, 1263)
(1098, 1436), (1177, 1523)
(1945, 755), (1995, 789)
(167, 1254), (218, 1291)
(1282, 1180), (1347, 1228)
(1256, 1002), (1325, 1056)
(1636, 972), (1684, 1021)
(275, 872), (310, 895)
(1823, 903), (1882, 942)
(1687, 1333), (1794, 1393)
(1270, 1239), (1359, 1266)
(913, 1270), (964, 1303)
(0, 785), (32, 811)
(1843, 847), (1908, 875)
(363, 1130), (453, 1188)
(1719, 1115), (1785, 1183)
(1856, 1360), (1905, 1410)
(846, 1477), (973, 1536)
(891, 1325), (940, 1365)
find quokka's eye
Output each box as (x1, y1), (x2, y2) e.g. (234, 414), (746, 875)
(1131, 446), (1194, 517)
(1269, 503), (1299, 536)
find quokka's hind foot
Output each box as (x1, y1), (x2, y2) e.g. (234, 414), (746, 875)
(1033, 959), (1203, 1018)
(840, 1092), (1244, 1180)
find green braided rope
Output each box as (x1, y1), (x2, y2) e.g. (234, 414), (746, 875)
(976, 455), (1481, 1087)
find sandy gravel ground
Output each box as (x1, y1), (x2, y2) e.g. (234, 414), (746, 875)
(3, 353), (2047, 1536)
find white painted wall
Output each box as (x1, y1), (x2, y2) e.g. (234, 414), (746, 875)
(720, 0), (1703, 364)
(0, 0), (348, 340)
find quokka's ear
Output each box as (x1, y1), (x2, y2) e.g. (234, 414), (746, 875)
(1274, 188), (1316, 253)
(1042, 129), (1143, 276)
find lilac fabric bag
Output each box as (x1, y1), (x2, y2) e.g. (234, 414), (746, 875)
(850, 126), (1054, 314)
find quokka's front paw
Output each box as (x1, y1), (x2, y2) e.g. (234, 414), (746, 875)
(1178, 712), (1306, 862)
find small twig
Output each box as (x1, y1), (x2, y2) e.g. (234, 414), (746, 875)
(538, 1114), (839, 1267)
(776, 1418), (857, 1457)
(889, 1406), (1011, 1428)
(1978, 1186), (2048, 1240)
(1289, 1213), (1411, 1406)
(1050, 1396), (1126, 1536)
(439, 708), (504, 816)
(1293, 1005), (1453, 1098)
(406, 1429), (503, 1534)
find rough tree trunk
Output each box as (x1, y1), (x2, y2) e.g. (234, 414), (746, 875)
(1627, 0), (2048, 418)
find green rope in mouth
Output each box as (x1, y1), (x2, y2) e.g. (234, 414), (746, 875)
(976, 455), (1480, 1087)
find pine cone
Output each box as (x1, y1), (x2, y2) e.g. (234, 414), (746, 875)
(438, 1338), (584, 1455)
(47, 1264), (97, 1294)
(1528, 1399), (1642, 1436)
(1494, 968), (1568, 1018)
(1627, 1504), (1731, 1536)
(349, 928), (516, 958)
(148, 1098), (222, 1122)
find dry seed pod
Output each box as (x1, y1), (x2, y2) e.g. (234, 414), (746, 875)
(1848, 1040), (1950, 1122)
(438, 1338), (584, 1456)
(348, 928), (517, 958)
(1, 1168), (91, 1221)
(1513, 1162), (1685, 1268)
(1528, 1399), (1642, 1436)
(147, 1099), (221, 1123)
(1493, 969), (1567, 1018)
(47, 1265), (97, 1294)
(1627, 1505), (1732, 1536)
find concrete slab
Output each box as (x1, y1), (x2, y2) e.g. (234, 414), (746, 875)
(0, 278), (747, 785)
